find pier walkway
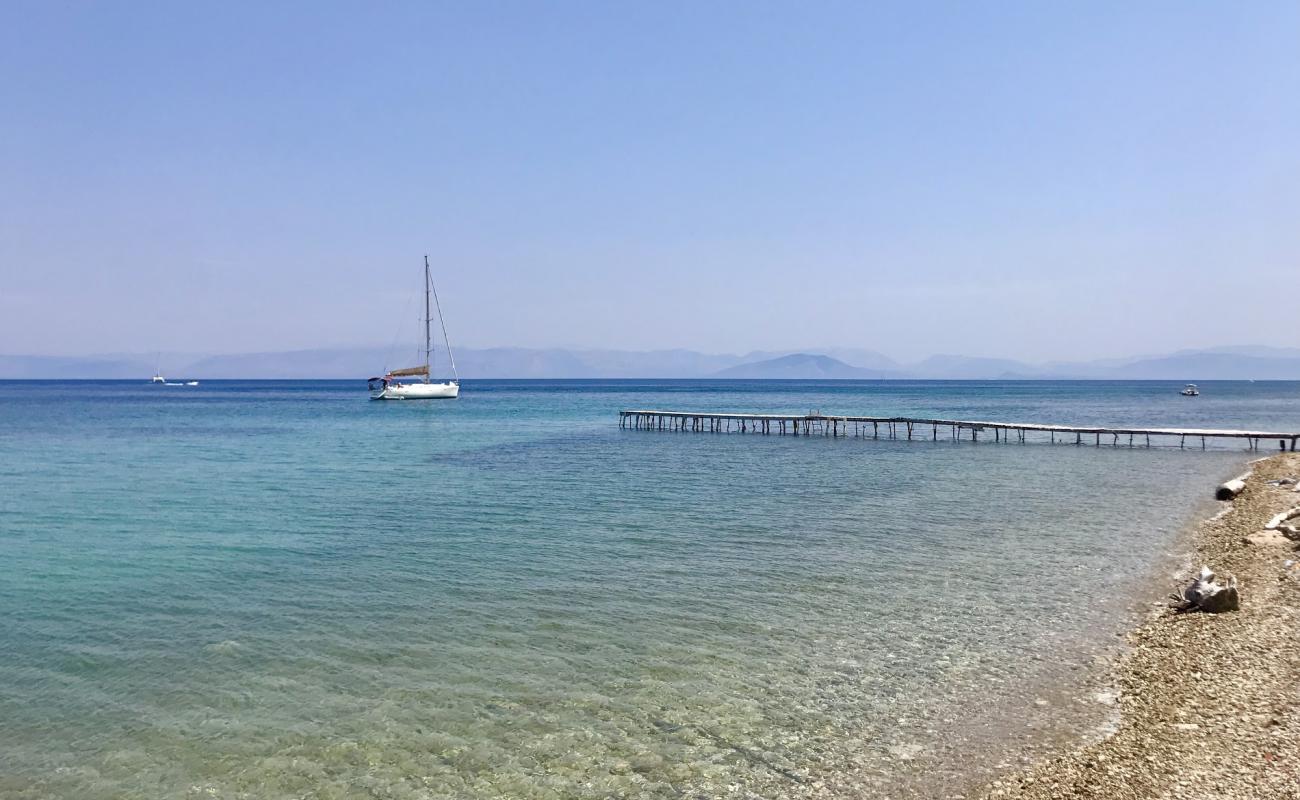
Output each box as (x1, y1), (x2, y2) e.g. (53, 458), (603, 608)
(619, 410), (1300, 451)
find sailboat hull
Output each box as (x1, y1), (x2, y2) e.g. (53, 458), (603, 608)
(372, 382), (459, 400)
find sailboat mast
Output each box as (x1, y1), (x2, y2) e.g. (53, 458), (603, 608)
(428, 260), (458, 382)
(423, 255), (432, 385)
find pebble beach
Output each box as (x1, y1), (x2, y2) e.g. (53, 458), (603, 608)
(978, 452), (1300, 800)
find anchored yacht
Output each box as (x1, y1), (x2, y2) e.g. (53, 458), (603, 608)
(368, 256), (460, 400)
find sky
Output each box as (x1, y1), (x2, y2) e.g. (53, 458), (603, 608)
(2, 1), (1298, 362)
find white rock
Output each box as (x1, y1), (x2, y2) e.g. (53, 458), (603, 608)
(1182, 566), (1240, 613)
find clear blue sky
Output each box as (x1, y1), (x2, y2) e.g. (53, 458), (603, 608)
(2, 1), (1297, 361)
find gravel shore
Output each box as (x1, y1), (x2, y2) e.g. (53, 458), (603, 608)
(976, 452), (1300, 800)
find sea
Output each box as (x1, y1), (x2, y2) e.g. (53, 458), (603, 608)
(1, 379), (1296, 799)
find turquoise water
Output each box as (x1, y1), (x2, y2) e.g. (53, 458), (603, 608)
(1, 380), (1296, 799)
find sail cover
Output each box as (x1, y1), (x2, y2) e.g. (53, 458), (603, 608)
(387, 365), (429, 377)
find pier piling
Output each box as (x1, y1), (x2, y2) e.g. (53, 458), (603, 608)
(619, 410), (1298, 452)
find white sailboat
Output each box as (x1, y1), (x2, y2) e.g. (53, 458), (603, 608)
(368, 256), (460, 400)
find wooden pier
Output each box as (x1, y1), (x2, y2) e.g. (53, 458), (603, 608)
(619, 410), (1300, 451)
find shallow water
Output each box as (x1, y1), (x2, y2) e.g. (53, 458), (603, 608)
(1, 380), (1295, 799)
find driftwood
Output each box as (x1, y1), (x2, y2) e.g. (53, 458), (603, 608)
(1264, 506), (1300, 531)
(1216, 478), (1248, 501)
(1177, 566), (1240, 613)
(1215, 467), (1260, 501)
(1274, 525), (1300, 542)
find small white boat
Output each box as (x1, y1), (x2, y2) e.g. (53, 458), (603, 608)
(1181, 383), (1200, 396)
(152, 372), (199, 387)
(369, 256), (460, 401)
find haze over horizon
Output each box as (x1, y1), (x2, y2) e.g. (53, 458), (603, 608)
(4, 2), (1298, 362)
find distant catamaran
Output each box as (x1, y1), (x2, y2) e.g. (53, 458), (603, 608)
(368, 256), (459, 400)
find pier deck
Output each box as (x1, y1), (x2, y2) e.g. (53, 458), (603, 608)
(619, 410), (1300, 451)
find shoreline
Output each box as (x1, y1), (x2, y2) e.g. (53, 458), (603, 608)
(975, 453), (1300, 799)
(772, 452), (1244, 800)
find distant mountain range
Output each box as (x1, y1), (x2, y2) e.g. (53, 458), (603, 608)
(4, 345), (1300, 380)
(714, 353), (885, 379)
